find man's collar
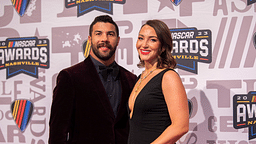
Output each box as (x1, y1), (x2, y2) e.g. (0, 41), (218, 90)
(89, 55), (119, 80)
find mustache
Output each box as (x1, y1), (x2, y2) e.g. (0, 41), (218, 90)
(97, 42), (112, 49)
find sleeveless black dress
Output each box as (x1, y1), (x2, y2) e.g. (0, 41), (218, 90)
(128, 69), (174, 144)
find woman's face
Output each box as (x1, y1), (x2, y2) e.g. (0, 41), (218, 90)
(136, 25), (161, 65)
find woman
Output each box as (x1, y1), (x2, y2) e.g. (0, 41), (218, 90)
(128, 20), (189, 144)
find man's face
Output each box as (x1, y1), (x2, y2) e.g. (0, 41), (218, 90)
(89, 22), (120, 62)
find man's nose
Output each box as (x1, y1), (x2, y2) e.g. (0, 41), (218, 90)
(101, 33), (108, 42)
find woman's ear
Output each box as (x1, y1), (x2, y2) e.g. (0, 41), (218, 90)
(160, 46), (166, 54)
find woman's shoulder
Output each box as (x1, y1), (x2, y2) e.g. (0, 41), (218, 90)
(163, 68), (178, 76)
(162, 68), (181, 83)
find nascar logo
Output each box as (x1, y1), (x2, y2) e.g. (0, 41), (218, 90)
(11, 0), (31, 16)
(170, 27), (212, 74)
(233, 91), (256, 140)
(0, 37), (50, 79)
(65, 0), (125, 17)
(11, 99), (34, 132)
(171, 0), (182, 6)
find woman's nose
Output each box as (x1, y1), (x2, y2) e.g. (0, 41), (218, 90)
(142, 40), (148, 48)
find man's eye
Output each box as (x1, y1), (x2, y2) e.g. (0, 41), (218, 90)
(138, 37), (143, 40)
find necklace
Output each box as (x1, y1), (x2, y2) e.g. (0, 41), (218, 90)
(134, 68), (157, 93)
(130, 67), (157, 118)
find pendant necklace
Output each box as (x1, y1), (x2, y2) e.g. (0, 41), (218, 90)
(130, 67), (157, 118)
(134, 67), (157, 93)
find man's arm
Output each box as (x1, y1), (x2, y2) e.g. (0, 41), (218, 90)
(49, 70), (75, 144)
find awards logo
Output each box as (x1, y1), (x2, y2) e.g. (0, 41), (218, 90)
(170, 27), (212, 74)
(233, 91), (256, 140)
(65, 0), (126, 17)
(247, 0), (256, 5)
(0, 37), (50, 79)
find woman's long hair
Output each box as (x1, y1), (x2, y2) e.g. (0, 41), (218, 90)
(137, 20), (177, 69)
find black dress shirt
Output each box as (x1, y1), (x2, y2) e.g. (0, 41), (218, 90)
(90, 55), (122, 117)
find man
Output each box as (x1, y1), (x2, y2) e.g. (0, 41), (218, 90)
(49, 15), (137, 144)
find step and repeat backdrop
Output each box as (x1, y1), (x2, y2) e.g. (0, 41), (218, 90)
(0, 0), (256, 143)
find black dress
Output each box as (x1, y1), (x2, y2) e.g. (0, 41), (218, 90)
(128, 69), (173, 144)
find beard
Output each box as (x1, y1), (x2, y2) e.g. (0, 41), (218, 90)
(91, 41), (117, 61)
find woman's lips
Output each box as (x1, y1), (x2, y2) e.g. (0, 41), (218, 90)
(140, 49), (150, 55)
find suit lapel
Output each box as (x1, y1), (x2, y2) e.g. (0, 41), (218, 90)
(115, 67), (131, 122)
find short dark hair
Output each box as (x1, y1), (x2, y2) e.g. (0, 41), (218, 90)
(89, 15), (119, 37)
(137, 20), (177, 69)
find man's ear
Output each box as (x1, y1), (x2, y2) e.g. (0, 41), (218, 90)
(88, 36), (91, 43)
(116, 36), (120, 46)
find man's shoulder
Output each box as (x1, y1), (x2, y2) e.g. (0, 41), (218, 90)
(61, 58), (93, 74)
(65, 61), (84, 70)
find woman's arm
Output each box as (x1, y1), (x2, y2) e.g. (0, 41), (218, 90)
(151, 70), (189, 144)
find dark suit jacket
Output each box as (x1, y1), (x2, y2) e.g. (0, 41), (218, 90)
(49, 57), (137, 144)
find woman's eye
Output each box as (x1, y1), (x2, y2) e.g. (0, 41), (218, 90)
(151, 39), (157, 42)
